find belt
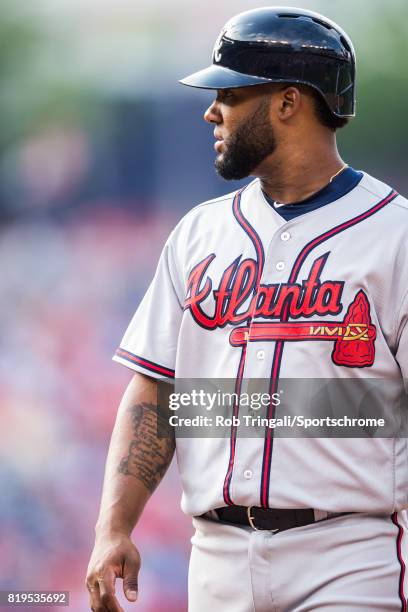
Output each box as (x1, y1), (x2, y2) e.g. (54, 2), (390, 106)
(203, 506), (349, 532)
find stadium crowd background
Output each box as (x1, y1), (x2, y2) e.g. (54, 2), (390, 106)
(0, 0), (407, 610)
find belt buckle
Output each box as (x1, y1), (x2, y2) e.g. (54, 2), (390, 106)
(246, 506), (279, 533)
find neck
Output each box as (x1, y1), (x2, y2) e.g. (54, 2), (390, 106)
(257, 137), (345, 205)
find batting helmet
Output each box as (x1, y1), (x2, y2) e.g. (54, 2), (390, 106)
(180, 7), (356, 118)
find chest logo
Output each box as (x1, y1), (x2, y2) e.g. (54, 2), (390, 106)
(184, 253), (376, 367)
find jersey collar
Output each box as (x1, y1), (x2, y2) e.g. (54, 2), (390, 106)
(261, 167), (363, 221)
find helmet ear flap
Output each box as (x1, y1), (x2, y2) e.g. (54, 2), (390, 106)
(336, 64), (356, 116)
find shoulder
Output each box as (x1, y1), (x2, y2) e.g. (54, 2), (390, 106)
(358, 171), (408, 212)
(167, 182), (254, 244)
(181, 187), (239, 222)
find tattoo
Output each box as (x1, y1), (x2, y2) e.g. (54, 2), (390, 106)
(117, 402), (175, 493)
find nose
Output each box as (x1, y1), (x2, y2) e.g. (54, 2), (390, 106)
(204, 99), (222, 124)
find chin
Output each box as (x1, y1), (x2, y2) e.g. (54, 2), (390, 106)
(215, 166), (251, 181)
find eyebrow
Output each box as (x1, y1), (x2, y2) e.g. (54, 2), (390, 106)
(217, 88), (233, 99)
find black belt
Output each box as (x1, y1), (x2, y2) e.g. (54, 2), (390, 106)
(204, 506), (349, 532)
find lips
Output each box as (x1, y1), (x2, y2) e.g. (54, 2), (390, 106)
(214, 140), (224, 153)
(214, 131), (224, 153)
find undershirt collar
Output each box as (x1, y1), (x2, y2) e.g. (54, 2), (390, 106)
(262, 167), (363, 221)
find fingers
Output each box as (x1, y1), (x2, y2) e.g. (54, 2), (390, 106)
(86, 569), (124, 612)
(86, 538), (141, 611)
(98, 570), (124, 612)
(123, 555), (140, 602)
(87, 579), (106, 612)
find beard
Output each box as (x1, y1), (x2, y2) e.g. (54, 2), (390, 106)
(215, 97), (277, 181)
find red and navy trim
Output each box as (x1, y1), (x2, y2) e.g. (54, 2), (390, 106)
(232, 187), (265, 288)
(223, 186), (265, 505)
(222, 344), (247, 505)
(392, 512), (407, 612)
(260, 188), (399, 508)
(115, 348), (175, 379)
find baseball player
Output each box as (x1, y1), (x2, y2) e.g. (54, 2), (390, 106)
(86, 7), (408, 611)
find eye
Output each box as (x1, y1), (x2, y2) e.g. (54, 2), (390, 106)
(217, 90), (234, 103)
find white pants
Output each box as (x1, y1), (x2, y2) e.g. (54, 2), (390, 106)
(188, 511), (408, 611)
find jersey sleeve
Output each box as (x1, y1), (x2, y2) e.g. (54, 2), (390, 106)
(395, 289), (408, 388)
(113, 231), (184, 380)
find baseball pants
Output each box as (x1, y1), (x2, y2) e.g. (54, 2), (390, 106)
(188, 511), (408, 611)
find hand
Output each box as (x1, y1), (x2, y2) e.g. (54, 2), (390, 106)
(86, 531), (141, 611)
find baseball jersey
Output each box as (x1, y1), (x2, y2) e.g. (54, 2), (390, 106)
(113, 171), (408, 517)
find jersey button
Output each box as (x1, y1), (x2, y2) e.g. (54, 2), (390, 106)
(276, 261), (285, 271)
(244, 469), (253, 479)
(256, 350), (265, 360)
(281, 231), (291, 241)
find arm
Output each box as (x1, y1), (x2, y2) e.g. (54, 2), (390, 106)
(86, 371), (175, 612)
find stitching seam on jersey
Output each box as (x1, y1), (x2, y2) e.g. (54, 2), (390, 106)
(358, 181), (392, 201)
(393, 437), (396, 512)
(247, 536), (257, 612)
(189, 195), (232, 209)
(182, 191), (244, 219)
(390, 199), (408, 213)
(393, 287), (408, 351)
(165, 239), (185, 310)
(405, 441), (408, 507)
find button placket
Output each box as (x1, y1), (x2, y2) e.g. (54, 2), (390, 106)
(242, 223), (294, 378)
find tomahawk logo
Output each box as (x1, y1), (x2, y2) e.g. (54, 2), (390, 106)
(213, 30), (226, 63)
(184, 253), (376, 367)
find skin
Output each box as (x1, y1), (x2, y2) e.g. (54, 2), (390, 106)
(204, 83), (346, 204)
(86, 373), (173, 611)
(86, 83), (347, 611)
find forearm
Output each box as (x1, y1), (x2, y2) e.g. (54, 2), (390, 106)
(95, 372), (175, 537)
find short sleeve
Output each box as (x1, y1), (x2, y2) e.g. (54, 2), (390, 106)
(113, 233), (184, 380)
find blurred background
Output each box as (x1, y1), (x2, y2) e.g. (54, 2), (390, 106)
(0, 0), (406, 610)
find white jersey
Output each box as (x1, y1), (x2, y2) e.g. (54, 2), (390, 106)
(113, 172), (408, 517)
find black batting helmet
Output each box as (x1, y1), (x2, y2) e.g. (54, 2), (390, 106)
(180, 7), (356, 118)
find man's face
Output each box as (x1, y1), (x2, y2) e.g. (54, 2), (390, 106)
(204, 85), (278, 181)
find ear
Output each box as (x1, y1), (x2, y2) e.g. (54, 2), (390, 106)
(276, 86), (302, 121)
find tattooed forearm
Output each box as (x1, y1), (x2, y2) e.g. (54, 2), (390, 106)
(117, 402), (175, 493)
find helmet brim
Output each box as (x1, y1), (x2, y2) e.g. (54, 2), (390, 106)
(179, 64), (274, 90)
